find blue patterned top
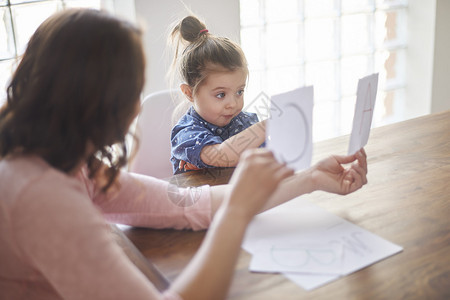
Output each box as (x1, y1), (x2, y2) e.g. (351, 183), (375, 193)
(171, 106), (263, 174)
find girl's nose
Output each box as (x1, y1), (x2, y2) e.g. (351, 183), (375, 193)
(226, 95), (238, 108)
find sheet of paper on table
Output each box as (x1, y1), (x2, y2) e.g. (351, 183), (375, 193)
(266, 86), (314, 171)
(348, 73), (379, 155)
(242, 197), (403, 291)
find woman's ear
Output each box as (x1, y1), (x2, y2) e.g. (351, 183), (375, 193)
(180, 84), (194, 102)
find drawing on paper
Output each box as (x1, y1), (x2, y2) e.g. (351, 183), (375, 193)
(332, 231), (372, 257)
(359, 82), (374, 135)
(270, 244), (339, 268)
(278, 103), (309, 165)
(267, 86), (313, 171)
(245, 197), (403, 290)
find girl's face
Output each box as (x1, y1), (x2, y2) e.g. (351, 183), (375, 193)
(192, 68), (247, 127)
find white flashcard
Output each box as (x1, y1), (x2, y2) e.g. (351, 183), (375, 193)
(348, 73), (379, 155)
(267, 86), (314, 171)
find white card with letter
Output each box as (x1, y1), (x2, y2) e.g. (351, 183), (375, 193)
(267, 86), (313, 171)
(348, 73), (379, 155)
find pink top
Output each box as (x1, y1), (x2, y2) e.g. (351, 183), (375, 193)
(0, 155), (212, 299)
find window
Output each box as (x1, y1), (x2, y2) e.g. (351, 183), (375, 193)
(240, 0), (408, 141)
(0, 0), (101, 106)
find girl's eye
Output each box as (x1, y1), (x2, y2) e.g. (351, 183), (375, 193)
(216, 92), (225, 99)
(237, 89), (245, 96)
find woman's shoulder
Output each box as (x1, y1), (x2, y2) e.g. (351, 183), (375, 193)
(0, 155), (52, 198)
(1, 155), (99, 242)
(0, 155), (86, 207)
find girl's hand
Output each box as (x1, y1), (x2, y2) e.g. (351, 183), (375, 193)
(311, 148), (368, 195)
(179, 160), (200, 171)
(224, 149), (294, 222)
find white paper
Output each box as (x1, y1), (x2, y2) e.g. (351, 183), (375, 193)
(267, 86), (314, 171)
(243, 197), (403, 291)
(348, 73), (379, 155)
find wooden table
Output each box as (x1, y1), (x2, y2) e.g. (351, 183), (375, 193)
(116, 110), (450, 299)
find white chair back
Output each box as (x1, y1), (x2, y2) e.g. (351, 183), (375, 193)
(129, 90), (184, 178)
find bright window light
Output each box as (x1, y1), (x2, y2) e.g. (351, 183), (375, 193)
(240, 0), (408, 141)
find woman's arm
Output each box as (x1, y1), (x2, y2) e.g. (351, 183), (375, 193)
(87, 169), (212, 230)
(166, 149), (367, 299)
(168, 149), (293, 300)
(200, 120), (266, 167)
(209, 148), (368, 216)
(92, 147), (365, 299)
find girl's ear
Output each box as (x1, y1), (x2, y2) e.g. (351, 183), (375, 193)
(180, 84), (194, 102)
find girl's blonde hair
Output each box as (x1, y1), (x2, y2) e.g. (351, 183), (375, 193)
(168, 15), (248, 96)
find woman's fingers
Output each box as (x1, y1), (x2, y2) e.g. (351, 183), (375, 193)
(333, 153), (357, 165)
(352, 149), (368, 184)
(334, 148), (367, 167)
(233, 149), (293, 195)
(356, 148), (367, 172)
(226, 149), (293, 220)
(349, 168), (363, 192)
(360, 147), (367, 158)
(248, 151), (292, 183)
(341, 169), (358, 194)
(351, 161), (368, 184)
(256, 150), (294, 181)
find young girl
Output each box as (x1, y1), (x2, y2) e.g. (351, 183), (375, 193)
(169, 15), (266, 174)
(0, 8), (368, 300)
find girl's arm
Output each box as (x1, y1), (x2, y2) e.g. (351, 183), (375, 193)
(200, 120), (266, 167)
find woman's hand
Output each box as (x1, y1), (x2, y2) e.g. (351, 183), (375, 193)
(224, 149), (294, 222)
(311, 148), (368, 195)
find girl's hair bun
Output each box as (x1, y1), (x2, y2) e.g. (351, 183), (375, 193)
(179, 15), (207, 43)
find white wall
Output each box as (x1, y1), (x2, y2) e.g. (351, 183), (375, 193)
(134, 0), (241, 97)
(406, 0), (450, 119)
(103, 0), (137, 21)
(431, 0), (450, 113)
(404, 0), (436, 119)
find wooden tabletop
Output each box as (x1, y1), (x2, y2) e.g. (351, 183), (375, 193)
(116, 110), (450, 299)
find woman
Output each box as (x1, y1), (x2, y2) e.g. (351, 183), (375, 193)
(0, 9), (367, 300)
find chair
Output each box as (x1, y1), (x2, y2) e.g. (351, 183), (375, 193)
(129, 90), (184, 178)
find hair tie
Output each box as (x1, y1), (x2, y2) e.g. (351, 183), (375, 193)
(199, 29), (209, 34)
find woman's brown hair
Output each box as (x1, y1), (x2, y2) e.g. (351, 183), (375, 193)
(0, 9), (145, 191)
